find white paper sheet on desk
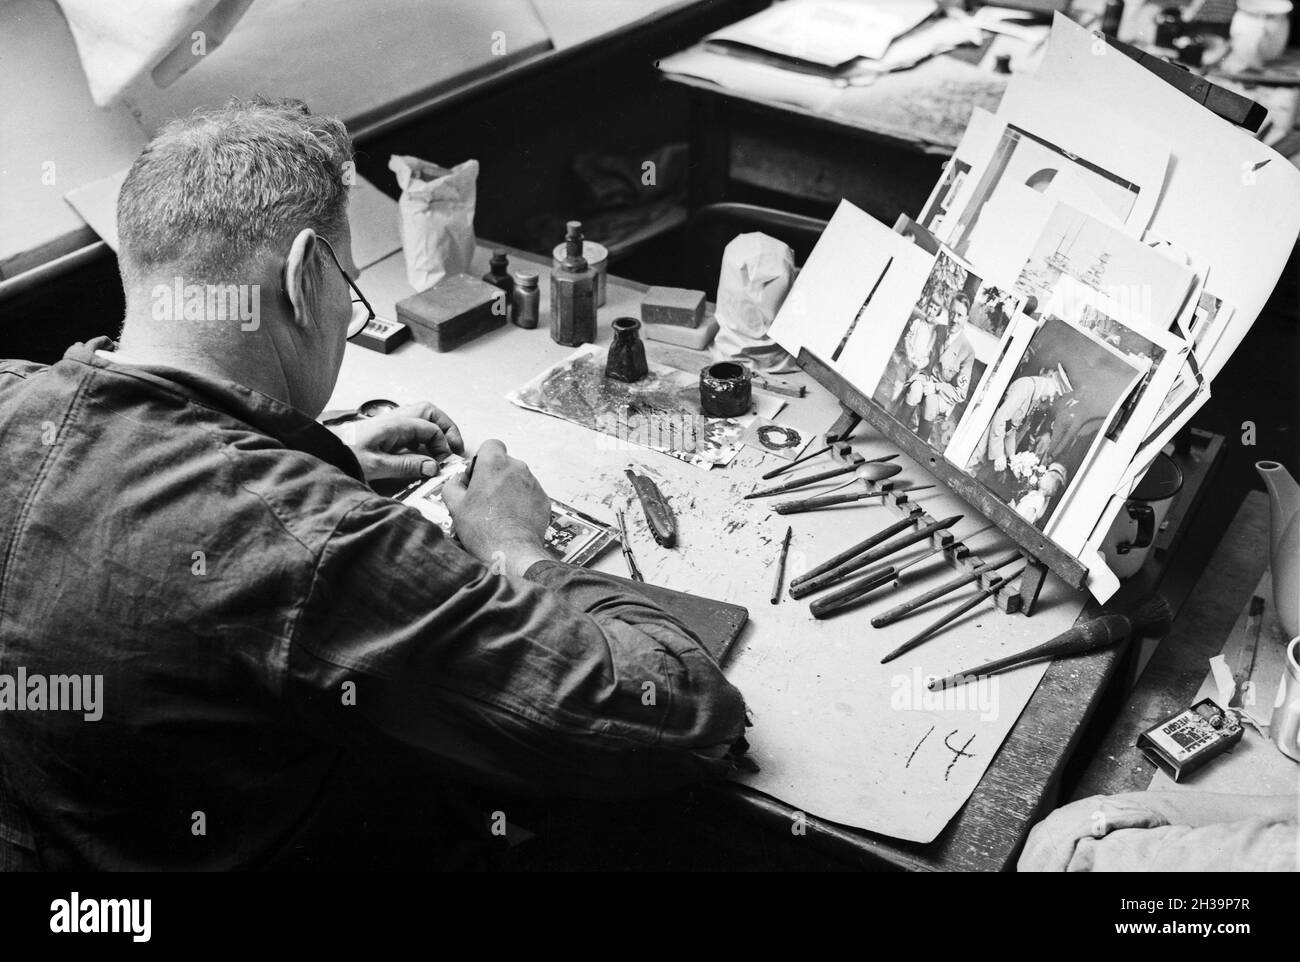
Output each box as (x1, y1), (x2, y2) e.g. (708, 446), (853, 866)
(729, 515), (1088, 843)
(1033, 14), (1300, 382)
(706, 0), (939, 67)
(657, 48), (844, 113)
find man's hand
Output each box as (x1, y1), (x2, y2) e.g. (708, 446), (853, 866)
(342, 401), (464, 482)
(994, 456), (1008, 473)
(442, 440), (552, 577)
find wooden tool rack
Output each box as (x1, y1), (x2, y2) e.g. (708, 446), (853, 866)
(798, 347), (1089, 615)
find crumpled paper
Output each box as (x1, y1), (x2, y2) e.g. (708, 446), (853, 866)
(712, 232), (798, 374)
(389, 155), (478, 292)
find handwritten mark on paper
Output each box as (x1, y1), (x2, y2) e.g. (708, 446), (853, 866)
(906, 725), (935, 769)
(943, 730), (977, 782)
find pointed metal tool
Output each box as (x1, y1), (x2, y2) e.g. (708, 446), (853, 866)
(774, 484), (936, 515)
(879, 564), (1025, 664)
(760, 442), (850, 480)
(790, 511), (924, 590)
(811, 541), (960, 619)
(871, 550), (1023, 628)
(789, 514), (963, 600)
(745, 455), (900, 499)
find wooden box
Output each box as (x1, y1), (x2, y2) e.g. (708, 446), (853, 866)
(396, 274), (507, 352)
(641, 286), (705, 328)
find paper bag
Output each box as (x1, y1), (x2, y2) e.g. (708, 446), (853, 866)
(389, 155), (479, 292)
(712, 232), (798, 373)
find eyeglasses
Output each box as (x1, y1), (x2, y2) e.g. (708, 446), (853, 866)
(316, 236), (375, 339)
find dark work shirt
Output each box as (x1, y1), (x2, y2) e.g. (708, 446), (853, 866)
(0, 340), (746, 870)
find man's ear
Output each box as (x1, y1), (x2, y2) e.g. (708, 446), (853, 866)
(284, 228), (319, 328)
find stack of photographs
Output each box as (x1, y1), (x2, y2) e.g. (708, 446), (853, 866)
(766, 16), (1300, 600)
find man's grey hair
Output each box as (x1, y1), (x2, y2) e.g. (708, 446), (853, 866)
(117, 97), (353, 283)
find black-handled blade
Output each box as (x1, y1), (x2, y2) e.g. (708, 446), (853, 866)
(625, 470), (677, 548)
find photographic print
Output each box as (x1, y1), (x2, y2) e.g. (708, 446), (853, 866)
(398, 468), (616, 568)
(872, 248), (986, 450)
(917, 157), (970, 238)
(544, 502), (619, 567)
(962, 317), (1145, 530)
(893, 214), (940, 256)
(1014, 203), (1194, 332)
(947, 124), (1142, 262)
(967, 282), (1021, 339)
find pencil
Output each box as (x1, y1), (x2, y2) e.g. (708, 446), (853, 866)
(770, 526), (792, 604)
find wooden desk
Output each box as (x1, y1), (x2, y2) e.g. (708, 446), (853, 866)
(660, 47), (1007, 222)
(1072, 492), (1296, 799)
(330, 246), (1225, 871)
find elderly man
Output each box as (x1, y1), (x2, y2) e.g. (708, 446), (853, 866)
(0, 99), (746, 870)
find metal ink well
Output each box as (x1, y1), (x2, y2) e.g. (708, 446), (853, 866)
(550, 221), (597, 347)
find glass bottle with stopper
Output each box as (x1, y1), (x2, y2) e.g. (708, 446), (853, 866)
(550, 221), (597, 346)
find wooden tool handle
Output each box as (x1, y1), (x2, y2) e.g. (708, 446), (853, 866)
(810, 567), (896, 618)
(870, 569), (985, 628)
(774, 490), (878, 514)
(748, 455), (865, 497)
(880, 568), (1021, 664)
(870, 551), (1022, 628)
(930, 610), (1133, 689)
(790, 514), (918, 588)
(979, 613), (1133, 674)
(792, 516), (958, 598)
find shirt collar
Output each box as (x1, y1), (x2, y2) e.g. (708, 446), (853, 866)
(65, 338), (365, 482)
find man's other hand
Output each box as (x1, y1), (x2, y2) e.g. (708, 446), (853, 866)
(443, 440), (552, 577)
(344, 401), (465, 482)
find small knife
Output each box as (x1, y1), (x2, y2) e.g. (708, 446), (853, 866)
(625, 469), (677, 548)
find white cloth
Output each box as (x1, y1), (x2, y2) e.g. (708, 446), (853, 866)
(56, 0), (254, 107)
(1019, 792), (1299, 872)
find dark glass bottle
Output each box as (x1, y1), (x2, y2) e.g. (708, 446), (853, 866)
(605, 317), (648, 383)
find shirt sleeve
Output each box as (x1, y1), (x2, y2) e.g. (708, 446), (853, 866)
(283, 493), (749, 799)
(1065, 819), (1298, 872)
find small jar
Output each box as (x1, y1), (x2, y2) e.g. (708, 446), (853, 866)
(511, 271), (540, 329)
(605, 317), (648, 383)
